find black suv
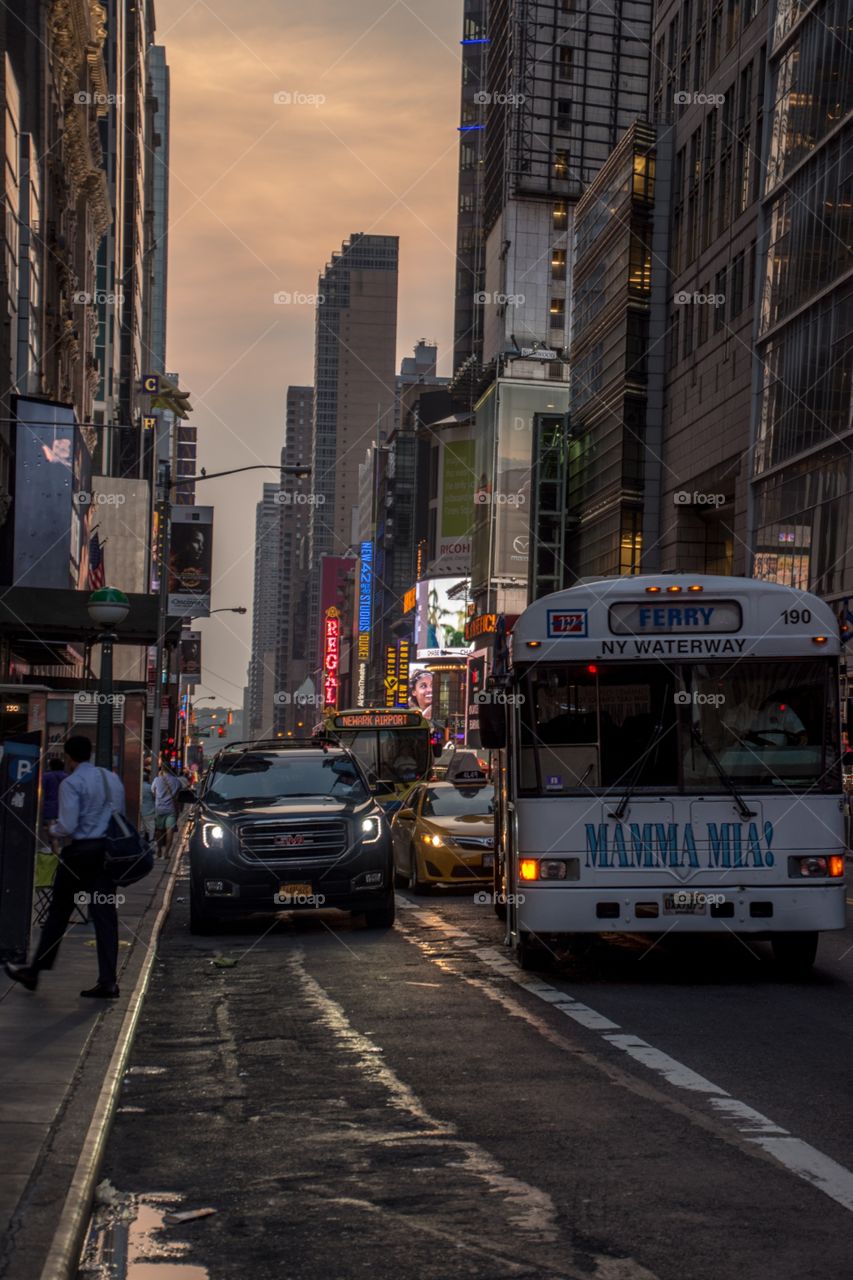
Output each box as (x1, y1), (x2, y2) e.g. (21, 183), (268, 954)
(186, 741), (395, 934)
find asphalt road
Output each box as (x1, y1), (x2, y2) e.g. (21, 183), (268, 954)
(89, 868), (853, 1280)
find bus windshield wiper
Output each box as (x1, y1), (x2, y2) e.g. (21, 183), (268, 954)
(689, 723), (755, 819)
(608, 747), (653, 821)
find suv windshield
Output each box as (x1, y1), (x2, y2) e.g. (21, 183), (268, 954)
(204, 753), (369, 804)
(421, 786), (495, 817)
(517, 659), (839, 794)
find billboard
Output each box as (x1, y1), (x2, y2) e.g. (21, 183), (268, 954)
(430, 437), (474, 576)
(12, 398), (90, 589)
(415, 578), (470, 659)
(180, 632), (202, 687)
(168, 506), (213, 617)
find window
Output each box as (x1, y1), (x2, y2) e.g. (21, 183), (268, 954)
(683, 304), (694, 359)
(714, 268), (726, 331)
(549, 297), (566, 327)
(553, 202), (568, 229)
(556, 98), (572, 127)
(558, 46), (573, 79)
(554, 149), (570, 180)
(551, 248), (567, 281)
(697, 284), (710, 345)
(730, 250), (745, 317)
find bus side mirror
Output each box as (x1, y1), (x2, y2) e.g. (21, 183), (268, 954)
(478, 700), (506, 750)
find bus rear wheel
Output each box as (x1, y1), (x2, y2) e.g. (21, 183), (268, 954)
(771, 931), (818, 977)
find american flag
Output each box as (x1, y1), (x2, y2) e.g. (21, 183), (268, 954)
(88, 532), (106, 590)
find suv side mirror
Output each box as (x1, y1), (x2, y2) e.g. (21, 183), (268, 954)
(178, 787), (197, 805)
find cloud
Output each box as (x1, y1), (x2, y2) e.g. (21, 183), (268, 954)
(156, 0), (463, 699)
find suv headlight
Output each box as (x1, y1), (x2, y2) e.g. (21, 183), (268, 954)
(201, 821), (226, 848)
(361, 815), (383, 844)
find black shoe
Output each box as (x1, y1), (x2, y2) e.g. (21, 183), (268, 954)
(80, 984), (120, 999)
(5, 963), (38, 991)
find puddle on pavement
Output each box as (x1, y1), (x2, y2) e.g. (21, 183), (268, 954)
(79, 1190), (211, 1280)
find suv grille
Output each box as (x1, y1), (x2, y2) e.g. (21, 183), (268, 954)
(237, 819), (349, 863)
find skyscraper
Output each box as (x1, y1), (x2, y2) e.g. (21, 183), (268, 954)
(452, 1), (488, 375)
(652, 0), (769, 576)
(309, 233), (398, 669)
(750, 0), (852, 605)
(248, 484), (283, 739)
(275, 385), (314, 735)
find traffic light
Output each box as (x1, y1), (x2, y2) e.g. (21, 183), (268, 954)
(218, 726), (225, 737)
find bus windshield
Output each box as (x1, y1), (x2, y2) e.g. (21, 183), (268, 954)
(517, 659), (839, 795)
(336, 729), (431, 785)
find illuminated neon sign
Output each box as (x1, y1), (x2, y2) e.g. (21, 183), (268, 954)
(357, 541), (373, 664)
(323, 608), (341, 709)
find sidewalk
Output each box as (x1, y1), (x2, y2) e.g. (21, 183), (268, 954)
(0, 853), (179, 1280)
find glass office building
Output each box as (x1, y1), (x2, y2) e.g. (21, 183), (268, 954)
(752, 0), (853, 602)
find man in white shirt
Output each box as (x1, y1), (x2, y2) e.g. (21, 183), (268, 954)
(4, 736), (126, 999)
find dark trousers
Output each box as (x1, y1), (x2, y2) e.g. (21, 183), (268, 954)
(33, 839), (119, 987)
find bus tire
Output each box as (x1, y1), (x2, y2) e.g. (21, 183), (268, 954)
(771, 931), (818, 976)
(516, 932), (548, 971)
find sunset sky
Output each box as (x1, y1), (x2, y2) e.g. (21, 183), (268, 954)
(156, 0), (463, 707)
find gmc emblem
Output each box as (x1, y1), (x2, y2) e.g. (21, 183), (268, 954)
(274, 833), (305, 847)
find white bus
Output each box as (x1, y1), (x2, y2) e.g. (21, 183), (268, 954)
(479, 575), (848, 974)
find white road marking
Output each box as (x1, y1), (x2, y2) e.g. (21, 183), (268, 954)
(399, 909), (853, 1217)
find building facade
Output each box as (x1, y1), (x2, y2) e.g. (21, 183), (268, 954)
(750, 0), (852, 607)
(452, 0), (488, 375)
(247, 483), (282, 739)
(274, 385), (314, 735)
(308, 233), (398, 675)
(567, 121), (671, 579)
(652, 0), (770, 576)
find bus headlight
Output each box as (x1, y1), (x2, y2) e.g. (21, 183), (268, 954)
(788, 855), (845, 878)
(361, 816), (382, 844)
(525, 859), (580, 881)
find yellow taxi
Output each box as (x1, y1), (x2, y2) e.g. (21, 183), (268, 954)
(391, 781), (495, 891)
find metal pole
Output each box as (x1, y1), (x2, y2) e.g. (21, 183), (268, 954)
(151, 460), (171, 766)
(95, 631), (115, 768)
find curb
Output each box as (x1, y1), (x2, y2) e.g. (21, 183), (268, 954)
(38, 852), (182, 1280)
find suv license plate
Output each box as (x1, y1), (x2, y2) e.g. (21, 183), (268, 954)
(278, 883), (313, 903)
(663, 893), (707, 914)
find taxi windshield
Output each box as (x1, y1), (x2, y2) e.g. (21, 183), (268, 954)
(421, 785), (495, 817)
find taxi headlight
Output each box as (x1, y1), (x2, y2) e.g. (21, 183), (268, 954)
(422, 832), (443, 847)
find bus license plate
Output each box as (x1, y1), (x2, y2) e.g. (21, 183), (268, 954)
(664, 892), (707, 914)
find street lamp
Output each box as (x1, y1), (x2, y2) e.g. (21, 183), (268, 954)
(209, 606), (247, 615)
(87, 587), (130, 769)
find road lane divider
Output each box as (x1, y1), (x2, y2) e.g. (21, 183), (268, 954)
(397, 909), (853, 1216)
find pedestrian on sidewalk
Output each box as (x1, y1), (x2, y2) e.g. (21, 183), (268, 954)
(5, 735), (126, 999)
(152, 763), (181, 858)
(140, 769), (156, 842)
(41, 757), (67, 854)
